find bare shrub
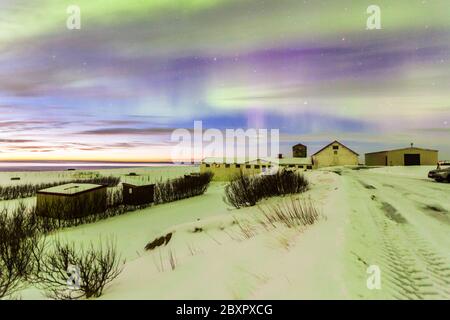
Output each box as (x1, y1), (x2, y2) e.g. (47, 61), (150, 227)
(154, 172), (213, 204)
(32, 238), (124, 300)
(107, 187), (123, 208)
(0, 204), (41, 298)
(224, 173), (259, 208)
(224, 170), (309, 208)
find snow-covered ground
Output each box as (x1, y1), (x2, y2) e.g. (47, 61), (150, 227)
(337, 166), (450, 299)
(2, 165), (449, 299)
(0, 165), (198, 186)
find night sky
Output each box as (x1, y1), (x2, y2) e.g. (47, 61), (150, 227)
(0, 0), (449, 161)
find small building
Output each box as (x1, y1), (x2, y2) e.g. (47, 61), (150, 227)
(200, 157), (273, 181)
(311, 140), (359, 168)
(200, 140), (359, 178)
(200, 156), (313, 181)
(292, 143), (307, 158)
(122, 183), (155, 206)
(36, 183), (107, 219)
(365, 145), (438, 166)
(279, 157), (313, 170)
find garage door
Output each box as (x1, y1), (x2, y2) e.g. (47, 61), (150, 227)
(404, 154), (420, 166)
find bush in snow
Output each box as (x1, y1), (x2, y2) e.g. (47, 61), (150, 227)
(0, 204), (42, 298)
(224, 169), (309, 208)
(32, 238), (124, 300)
(154, 172), (213, 204)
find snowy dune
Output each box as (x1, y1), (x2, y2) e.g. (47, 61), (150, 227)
(2, 165), (449, 299)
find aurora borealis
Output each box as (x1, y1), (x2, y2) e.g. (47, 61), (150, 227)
(0, 0), (449, 161)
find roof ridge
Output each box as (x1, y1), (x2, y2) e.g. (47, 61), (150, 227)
(312, 140), (359, 156)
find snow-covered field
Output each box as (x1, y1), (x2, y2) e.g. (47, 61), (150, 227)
(0, 165), (198, 187)
(0, 166), (197, 211)
(2, 165), (449, 300)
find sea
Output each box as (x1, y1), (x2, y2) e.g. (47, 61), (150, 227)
(0, 161), (188, 172)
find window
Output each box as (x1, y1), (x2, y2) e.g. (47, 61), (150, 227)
(254, 165), (260, 169)
(334, 151), (338, 155)
(225, 164), (230, 168)
(205, 164), (210, 168)
(333, 145), (339, 150)
(307, 165), (312, 169)
(299, 165), (304, 168)
(246, 165), (251, 169)
(235, 164), (241, 168)
(289, 164), (295, 168)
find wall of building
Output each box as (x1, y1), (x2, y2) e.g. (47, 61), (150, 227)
(293, 145), (307, 158)
(200, 163), (263, 181)
(365, 148), (438, 166)
(36, 188), (107, 218)
(200, 162), (314, 180)
(123, 184), (154, 205)
(312, 142), (359, 168)
(365, 152), (388, 166)
(390, 148), (437, 166)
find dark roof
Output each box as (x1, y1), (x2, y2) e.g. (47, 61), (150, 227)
(37, 183), (106, 196)
(122, 182), (155, 188)
(312, 140), (359, 156)
(365, 147), (439, 155)
(293, 143), (306, 147)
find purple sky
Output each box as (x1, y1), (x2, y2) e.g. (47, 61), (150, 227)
(0, 0), (449, 161)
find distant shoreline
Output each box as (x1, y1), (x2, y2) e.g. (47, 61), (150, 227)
(0, 161), (195, 172)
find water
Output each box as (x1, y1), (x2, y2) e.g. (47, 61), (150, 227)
(0, 161), (183, 172)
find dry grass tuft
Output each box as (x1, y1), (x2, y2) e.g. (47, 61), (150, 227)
(258, 197), (321, 229)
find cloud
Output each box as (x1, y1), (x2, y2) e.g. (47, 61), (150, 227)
(76, 127), (178, 136)
(0, 139), (36, 143)
(1, 1), (450, 160)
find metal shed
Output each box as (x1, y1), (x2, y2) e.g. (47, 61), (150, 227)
(36, 183), (107, 219)
(122, 183), (155, 206)
(365, 145), (438, 166)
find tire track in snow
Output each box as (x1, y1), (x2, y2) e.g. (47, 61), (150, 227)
(344, 171), (450, 299)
